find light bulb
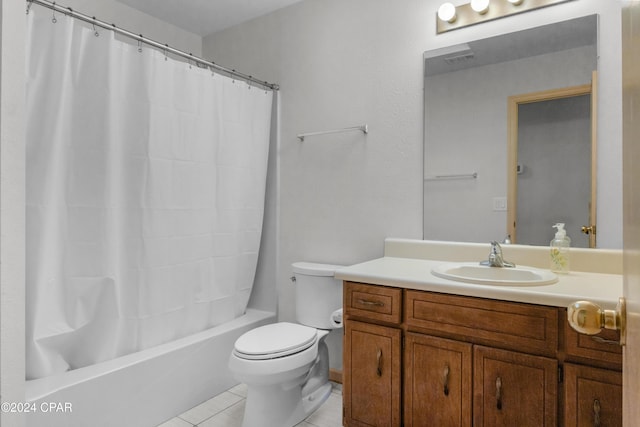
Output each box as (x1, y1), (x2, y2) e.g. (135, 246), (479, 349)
(470, 0), (490, 14)
(437, 2), (457, 23)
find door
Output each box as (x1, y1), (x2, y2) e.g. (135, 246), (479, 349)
(622, 1), (640, 425)
(507, 82), (596, 248)
(574, 3), (640, 425)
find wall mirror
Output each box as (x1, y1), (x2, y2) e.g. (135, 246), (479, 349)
(423, 15), (599, 248)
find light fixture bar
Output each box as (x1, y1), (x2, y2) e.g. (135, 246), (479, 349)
(436, 0), (574, 34)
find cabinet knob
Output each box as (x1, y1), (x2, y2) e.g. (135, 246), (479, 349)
(567, 298), (626, 346)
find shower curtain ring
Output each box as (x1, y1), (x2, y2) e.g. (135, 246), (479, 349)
(92, 18), (99, 37)
(26, 0), (33, 15)
(51, 2), (57, 23)
(188, 53), (193, 69)
(164, 44), (168, 61)
(137, 36), (143, 53)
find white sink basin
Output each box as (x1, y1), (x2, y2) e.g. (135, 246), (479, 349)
(431, 262), (558, 286)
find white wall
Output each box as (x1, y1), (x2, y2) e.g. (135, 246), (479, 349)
(202, 0), (623, 370)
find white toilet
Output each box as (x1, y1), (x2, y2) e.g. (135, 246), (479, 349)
(228, 262), (343, 427)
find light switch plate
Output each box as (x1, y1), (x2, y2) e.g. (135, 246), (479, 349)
(493, 197), (507, 211)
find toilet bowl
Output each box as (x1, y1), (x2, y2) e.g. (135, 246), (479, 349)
(228, 262), (343, 427)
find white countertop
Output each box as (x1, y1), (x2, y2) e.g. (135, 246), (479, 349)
(335, 256), (623, 309)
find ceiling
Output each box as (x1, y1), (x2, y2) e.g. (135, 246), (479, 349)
(116, 0), (304, 37)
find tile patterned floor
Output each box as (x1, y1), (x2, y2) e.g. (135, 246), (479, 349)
(156, 382), (343, 427)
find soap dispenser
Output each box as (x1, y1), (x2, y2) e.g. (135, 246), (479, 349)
(550, 223), (571, 274)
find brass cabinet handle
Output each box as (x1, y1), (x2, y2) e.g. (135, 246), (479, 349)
(496, 377), (503, 410)
(593, 399), (601, 427)
(443, 365), (450, 396)
(357, 299), (384, 307)
(376, 348), (383, 377)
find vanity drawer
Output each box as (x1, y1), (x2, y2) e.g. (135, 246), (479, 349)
(405, 291), (558, 357)
(563, 313), (623, 371)
(344, 281), (402, 325)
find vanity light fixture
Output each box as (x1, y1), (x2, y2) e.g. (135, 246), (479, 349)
(470, 0), (490, 14)
(437, 2), (457, 23)
(436, 0), (573, 34)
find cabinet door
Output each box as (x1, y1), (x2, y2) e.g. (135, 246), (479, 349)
(344, 320), (401, 427)
(473, 345), (557, 427)
(404, 333), (472, 427)
(564, 363), (622, 427)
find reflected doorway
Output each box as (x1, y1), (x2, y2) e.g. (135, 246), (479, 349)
(507, 75), (597, 248)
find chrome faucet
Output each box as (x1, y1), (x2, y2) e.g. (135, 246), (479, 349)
(481, 241), (515, 268)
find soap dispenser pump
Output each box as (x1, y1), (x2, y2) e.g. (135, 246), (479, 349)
(550, 223), (571, 273)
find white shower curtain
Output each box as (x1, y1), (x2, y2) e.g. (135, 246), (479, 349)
(25, 7), (273, 380)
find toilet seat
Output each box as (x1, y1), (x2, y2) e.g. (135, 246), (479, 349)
(233, 322), (318, 360)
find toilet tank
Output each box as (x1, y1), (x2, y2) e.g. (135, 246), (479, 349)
(292, 262), (343, 329)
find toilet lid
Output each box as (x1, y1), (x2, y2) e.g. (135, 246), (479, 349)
(234, 322), (318, 360)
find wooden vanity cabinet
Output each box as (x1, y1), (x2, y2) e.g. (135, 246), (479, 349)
(343, 281), (622, 427)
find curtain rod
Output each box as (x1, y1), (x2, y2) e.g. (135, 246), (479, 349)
(26, 0), (280, 91)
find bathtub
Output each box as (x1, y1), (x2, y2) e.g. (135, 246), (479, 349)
(25, 309), (275, 427)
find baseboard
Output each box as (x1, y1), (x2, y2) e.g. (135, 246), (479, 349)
(329, 368), (342, 384)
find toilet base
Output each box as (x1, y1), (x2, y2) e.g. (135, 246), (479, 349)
(240, 381), (332, 427)
(231, 329), (334, 427)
